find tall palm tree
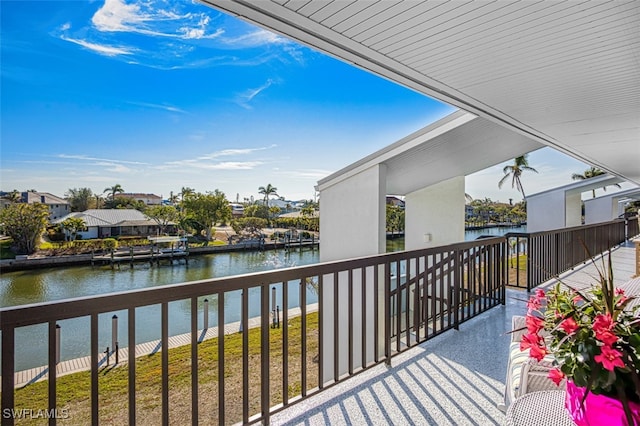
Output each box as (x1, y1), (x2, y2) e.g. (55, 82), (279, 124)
(571, 167), (621, 198)
(103, 184), (124, 201)
(258, 184), (279, 208)
(498, 155), (538, 199)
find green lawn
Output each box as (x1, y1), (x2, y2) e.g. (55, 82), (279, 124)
(9, 312), (319, 425)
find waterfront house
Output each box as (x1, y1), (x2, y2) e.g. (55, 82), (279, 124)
(1, 2), (638, 425)
(53, 209), (173, 239)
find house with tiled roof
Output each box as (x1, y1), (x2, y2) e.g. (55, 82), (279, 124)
(53, 209), (174, 239)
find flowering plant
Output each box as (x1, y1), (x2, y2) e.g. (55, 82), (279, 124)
(521, 254), (640, 424)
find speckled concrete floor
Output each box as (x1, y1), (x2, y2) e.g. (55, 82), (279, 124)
(269, 243), (636, 426)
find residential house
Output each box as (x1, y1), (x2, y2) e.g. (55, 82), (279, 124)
(1, 191), (71, 221)
(117, 193), (163, 206)
(53, 209), (173, 239)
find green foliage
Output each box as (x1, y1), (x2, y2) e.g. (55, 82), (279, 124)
(182, 190), (231, 240)
(145, 205), (178, 235)
(65, 187), (94, 212)
(60, 217), (87, 241)
(104, 197), (146, 210)
(0, 203), (50, 254)
(102, 238), (118, 251)
(231, 217), (267, 237)
(386, 204), (405, 233)
(244, 204), (269, 220)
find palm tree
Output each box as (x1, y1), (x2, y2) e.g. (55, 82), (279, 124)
(103, 184), (124, 201)
(258, 184), (279, 208)
(498, 155), (538, 199)
(571, 167), (621, 198)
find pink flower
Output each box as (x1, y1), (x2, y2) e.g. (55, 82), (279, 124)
(526, 296), (541, 312)
(534, 288), (546, 299)
(593, 313), (614, 332)
(593, 313), (618, 344)
(526, 314), (545, 333)
(548, 368), (565, 385)
(559, 317), (579, 334)
(529, 343), (548, 361)
(520, 332), (542, 351)
(594, 345), (625, 371)
(615, 288), (625, 296)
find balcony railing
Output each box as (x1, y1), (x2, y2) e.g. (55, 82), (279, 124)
(1, 236), (506, 425)
(506, 217), (638, 291)
(1, 218), (634, 424)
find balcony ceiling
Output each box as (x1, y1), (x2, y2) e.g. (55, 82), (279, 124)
(203, 0), (640, 185)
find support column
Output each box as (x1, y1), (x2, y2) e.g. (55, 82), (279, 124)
(404, 176), (466, 250)
(319, 164), (386, 262)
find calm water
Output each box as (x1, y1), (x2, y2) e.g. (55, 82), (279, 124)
(1, 249), (319, 371)
(2, 226), (525, 371)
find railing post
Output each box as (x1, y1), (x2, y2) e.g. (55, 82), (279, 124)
(203, 298), (209, 329)
(384, 262), (391, 365)
(112, 314), (118, 355)
(453, 249), (461, 330)
(56, 323), (61, 364)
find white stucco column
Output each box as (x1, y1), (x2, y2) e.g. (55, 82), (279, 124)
(565, 192), (583, 228)
(319, 164), (386, 262)
(404, 176), (465, 250)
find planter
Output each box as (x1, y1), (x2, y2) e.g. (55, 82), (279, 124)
(565, 381), (640, 426)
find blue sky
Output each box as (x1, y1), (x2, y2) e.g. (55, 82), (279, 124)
(0, 0), (625, 203)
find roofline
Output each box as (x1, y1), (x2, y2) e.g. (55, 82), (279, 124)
(526, 175), (624, 199)
(316, 110), (475, 191)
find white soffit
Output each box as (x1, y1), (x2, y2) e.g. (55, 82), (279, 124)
(317, 110), (544, 195)
(203, 0), (640, 185)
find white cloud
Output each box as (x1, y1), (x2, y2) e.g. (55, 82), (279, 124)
(91, 0), (223, 40)
(235, 79), (275, 108)
(126, 101), (187, 114)
(57, 154), (148, 165)
(59, 35), (133, 56)
(222, 29), (288, 48)
(199, 145), (277, 160)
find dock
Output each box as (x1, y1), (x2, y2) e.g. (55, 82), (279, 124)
(91, 236), (189, 268)
(5, 303), (319, 389)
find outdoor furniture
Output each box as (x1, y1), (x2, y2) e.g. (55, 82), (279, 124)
(502, 315), (562, 409)
(505, 390), (574, 426)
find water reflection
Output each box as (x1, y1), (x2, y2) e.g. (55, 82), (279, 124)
(1, 249), (319, 371)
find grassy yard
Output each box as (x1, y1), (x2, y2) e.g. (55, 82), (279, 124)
(8, 312), (319, 425)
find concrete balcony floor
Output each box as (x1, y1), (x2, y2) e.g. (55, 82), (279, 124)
(271, 243), (637, 426)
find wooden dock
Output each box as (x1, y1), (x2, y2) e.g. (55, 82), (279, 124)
(4, 304), (318, 389)
(91, 249), (188, 268)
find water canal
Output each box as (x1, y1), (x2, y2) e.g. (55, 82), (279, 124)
(1, 249), (320, 371)
(1, 226), (525, 371)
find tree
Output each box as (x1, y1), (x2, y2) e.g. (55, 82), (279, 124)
(498, 155), (538, 199)
(231, 217), (268, 238)
(65, 187), (94, 212)
(59, 217), (87, 241)
(386, 204), (405, 236)
(181, 190), (231, 241)
(244, 204), (270, 220)
(571, 167), (621, 198)
(103, 184), (124, 201)
(0, 203), (49, 254)
(145, 205), (178, 235)
(258, 184), (278, 208)
(1, 190), (21, 204)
